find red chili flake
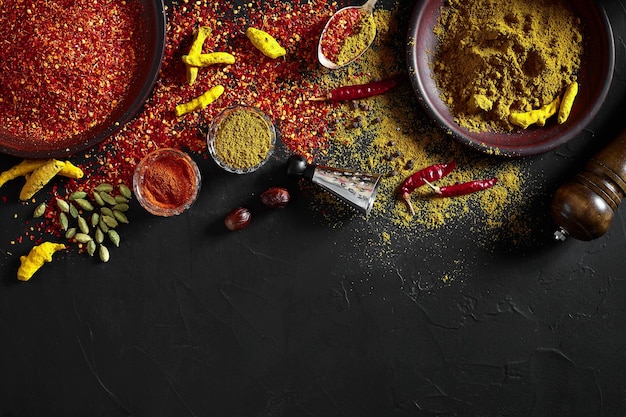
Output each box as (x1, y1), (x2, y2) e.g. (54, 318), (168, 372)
(0, 0), (142, 144)
(7, 0), (350, 244)
(85, 0), (338, 188)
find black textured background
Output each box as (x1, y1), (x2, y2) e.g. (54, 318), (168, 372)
(2, 1), (626, 416)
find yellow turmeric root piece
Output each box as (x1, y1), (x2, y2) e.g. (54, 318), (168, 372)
(0, 159), (49, 189)
(186, 26), (212, 85)
(182, 52), (235, 67)
(509, 97), (561, 129)
(17, 242), (66, 281)
(558, 81), (579, 124)
(175, 85), (225, 117)
(0, 159), (84, 190)
(59, 160), (84, 179)
(19, 159), (65, 200)
(246, 27), (286, 59)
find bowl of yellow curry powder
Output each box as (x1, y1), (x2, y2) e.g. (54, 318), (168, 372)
(407, 0), (615, 157)
(207, 106), (276, 174)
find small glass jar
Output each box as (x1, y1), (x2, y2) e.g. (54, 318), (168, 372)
(133, 148), (201, 216)
(207, 105), (276, 174)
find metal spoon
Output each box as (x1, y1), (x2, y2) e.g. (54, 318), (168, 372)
(317, 0), (378, 69)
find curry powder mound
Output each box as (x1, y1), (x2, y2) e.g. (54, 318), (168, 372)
(214, 108), (272, 170)
(432, 0), (583, 132)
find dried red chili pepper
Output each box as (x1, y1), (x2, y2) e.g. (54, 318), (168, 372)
(311, 75), (405, 102)
(426, 177), (499, 197)
(398, 161), (456, 215)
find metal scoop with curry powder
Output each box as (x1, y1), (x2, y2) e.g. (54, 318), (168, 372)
(317, 0), (378, 69)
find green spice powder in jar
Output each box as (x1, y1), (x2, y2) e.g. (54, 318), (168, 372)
(210, 106), (275, 173)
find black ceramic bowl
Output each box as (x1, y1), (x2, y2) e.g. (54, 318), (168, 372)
(0, 0), (166, 158)
(406, 0), (615, 157)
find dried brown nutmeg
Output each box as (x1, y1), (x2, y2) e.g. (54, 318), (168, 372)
(260, 187), (290, 209)
(224, 207), (251, 231)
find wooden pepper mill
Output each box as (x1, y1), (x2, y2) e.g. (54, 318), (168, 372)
(551, 129), (626, 241)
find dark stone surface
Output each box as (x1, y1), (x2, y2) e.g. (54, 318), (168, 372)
(2, 1), (626, 416)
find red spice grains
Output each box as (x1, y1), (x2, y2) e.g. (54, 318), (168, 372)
(2, 0), (342, 245)
(0, 0), (142, 143)
(87, 0), (338, 187)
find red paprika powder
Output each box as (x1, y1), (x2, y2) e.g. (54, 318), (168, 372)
(133, 148), (201, 216)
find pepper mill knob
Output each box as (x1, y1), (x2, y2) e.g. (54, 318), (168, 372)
(551, 129), (626, 241)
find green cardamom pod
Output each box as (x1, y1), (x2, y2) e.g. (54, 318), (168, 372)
(69, 191), (87, 201)
(92, 191), (105, 207)
(74, 233), (92, 243)
(69, 203), (79, 219)
(98, 217), (109, 233)
(119, 184), (132, 199)
(59, 212), (69, 231)
(108, 230), (120, 247)
(56, 198), (70, 213)
(95, 227), (104, 244)
(75, 198), (94, 211)
(113, 203), (129, 212)
(33, 202), (47, 218)
(99, 244), (110, 262)
(87, 240), (97, 256)
(102, 215), (118, 228)
(65, 227), (77, 239)
(91, 212), (100, 228)
(99, 191), (117, 206)
(114, 195), (129, 204)
(113, 210), (129, 224)
(100, 207), (114, 217)
(78, 216), (90, 234)
(94, 183), (114, 193)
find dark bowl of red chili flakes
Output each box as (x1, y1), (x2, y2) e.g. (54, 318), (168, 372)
(406, 0), (615, 157)
(0, 0), (166, 158)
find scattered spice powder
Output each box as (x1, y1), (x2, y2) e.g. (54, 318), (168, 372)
(307, 6), (535, 274)
(5, 0), (340, 247)
(431, 0), (583, 132)
(84, 0), (336, 184)
(2, 0), (541, 284)
(0, 0), (142, 143)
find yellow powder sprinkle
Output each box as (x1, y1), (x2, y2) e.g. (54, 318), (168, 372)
(306, 6), (544, 284)
(313, 6), (533, 241)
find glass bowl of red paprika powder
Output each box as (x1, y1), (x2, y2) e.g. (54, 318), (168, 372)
(207, 105), (276, 174)
(133, 148), (202, 216)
